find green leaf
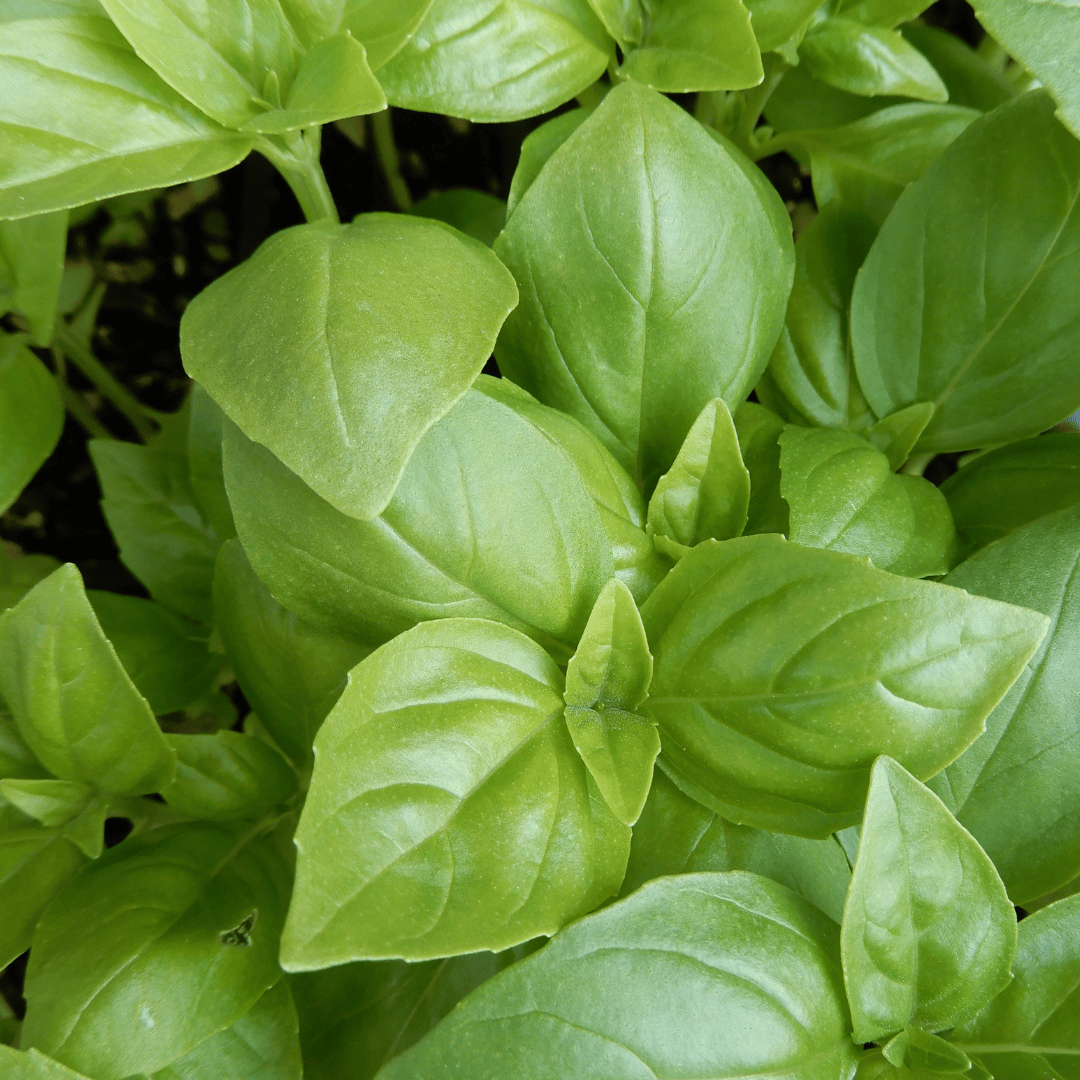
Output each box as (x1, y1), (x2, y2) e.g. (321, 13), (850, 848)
(563, 579), (658, 826)
(646, 398), (750, 559)
(506, 108), (592, 218)
(0, 0), (252, 219)
(757, 206), (877, 431)
(293, 952), (521, 1080)
(800, 20), (948, 102)
(0, 211), (68, 345)
(0, 779), (105, 858)
(182, 215), (518, 522)
(343, 0), (433, 70)
(623, 768), (852, 922)
(151, 979), (301, 1080)
(779, 425), (956, 577)
(411, 188), (506, 247)
(280, 618), (629, 968)
(930, 505), (1080, 904)
(161, 732), (297, 822)
(0, 706), (46, 780)
(376, 0), (610, 123)
(87, 591), (222, 715)
(867, 402), (935, 472)
(900, 25), (1016, 113)
(0, 564), (175, 795)
(851, 91), (1080, 454)
(0, 335), (64, 516)
(950, 893), (1080, 1074)
(0, 1046), (95, 1080)
(939, 433), (1080, 559)
(743, 0), (822, 54)
(842, 757), (1016, 1045)
(640, 534), (1049, 836)
(969, 0), (1080, 139)
(882, 1029), (971, 1073)
(22, 821), (291, 1080)
(617, 0), (763, 93)
(0, 549), (60, 612)
(734, 401), (790, 536)
(587, 0), (643, 44)
(98, 1), (385, 132)
(377, 873), (860, 1080)
(495, 81), (794, 494)
(187, 381), (236, 544)
(838, 0), (931, 30)
(766, 61), (899, 134)
(223, 381), (613, 661)
(213, 540), (367, 771)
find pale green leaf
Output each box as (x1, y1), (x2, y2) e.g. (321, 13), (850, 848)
(734, 401), (790, 536)
(881, 1028), (971, 1072)
(411, 188), (506, 247)
(0, 549), (60, 613)
(867, 402), (935, 472)
(0, 1046), (95, 1080)
(0, 211), (68, 345)
(744, 0), (822, 54)
(342, 0), (433, 70)
(506, 108), (591, 218)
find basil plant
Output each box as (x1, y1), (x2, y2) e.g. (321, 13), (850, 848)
(2, 0), (1080, 1077)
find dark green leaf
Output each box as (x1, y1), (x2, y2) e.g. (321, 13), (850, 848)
(866, 402), (935, 472)
(734, 401), (790, 536)
(411, 188), (506, 247)
(0, 211), (68, 345)
(0, 779), (104, 858)
(900, 24), (1016, 112)
(0, 549), (60, 613)
(766, 61), (899, 134)
(186, 383), (236, 543)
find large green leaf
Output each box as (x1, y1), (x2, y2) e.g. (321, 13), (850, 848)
(99, 0), (385, 133)
(743, 0), (821, 53)
(766, 61), (898, 134)
(224, 380), (613, 661)
(281, 618), (629, 967)
(186, 383), (236, 543)
(342, 0), (432, 70)
(22, 821), (291, 1080)
(377, 873), (860, 1080)
(376, 0), (610, 122)
(779, 425), (956, 578)
(0, 549), (59, 612)
(0, 335), (64, 516)
(0, 564), (175, 795)
(900, 24), (1015, 113)
(411, 188), (507, 247)
(495, 81), (794, 494)
(851, 91), (1080, 453)
(182, 216), (518, 521)
(0, 0), (252, 219)
(0, 211), (68, 345)
(213, 540), (367, 771)
(940, 434), (1080, 559)
(838, 0), (931, 29)
(623, 768), (852, 922)
(930, 505), (1080, 904)
(506, 108), (592, 218)
(950, 894), (1080, 1075)
(0, 1046), (94, 1080)
(842, 757), (1016, 1045)
(969, 0), (1080, 139)
(640, 534), (1049, 836)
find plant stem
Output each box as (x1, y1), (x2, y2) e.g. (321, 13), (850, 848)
(51, 348), (114, 440)
(731, 54), (788, 159)
(901, 452), (936, 477)
(371, 109), (413, 212)
(256, 127), (339, 224)
(54, 326), (155, 441)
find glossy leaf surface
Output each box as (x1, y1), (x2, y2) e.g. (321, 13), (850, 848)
(0, 1047), (94, 1080)
(842, 757), (1016, 1044)
(377, 873), (860, 1080)
(183, 215), (517, 521)
(0, 211), (68, 345)
(734, 402), (790, 536)
(900, 24), (1015, 113)
(641, 534), (1048, 836)
(505, 108), (591, 217)
(496, 82), (794, 493)
(743, 0), (821, 52)
(851, 91), (1080, 453)
(343, 0), (433, 70)
(411, 188), (506, 247)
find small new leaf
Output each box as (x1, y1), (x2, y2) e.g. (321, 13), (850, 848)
(867, 402), (936, 472)
(882, 1028), (972, 1073)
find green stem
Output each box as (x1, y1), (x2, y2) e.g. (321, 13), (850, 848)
(54, 327), (155, 441)
(370, 109), (413, 212)
(901, 451), (935, 477)
(731, 54), (788, 159)
(256, 127), (339, 224)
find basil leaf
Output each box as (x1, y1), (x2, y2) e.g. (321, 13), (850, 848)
(930, 504), (1080, 904)
(281, 618), (628, 967)
(866, 402), (936, 472)
(505, 108), (592, 218)
(647, 398), (750, 559)
(186, 382), (236, 544)
(0, 0), (252, 219)
(376, 0), (610, 123)
(616, 0), (763, 93)
(0, 549), (59, 613)
(950, 893), (1080, 1074)
(0, 705), (45, 779)
(766, 62), (899, 134)
(851, 91), (1080, 454)
(970, 0), (1080, 139)
(151, 979), (301, 1080)
(0, 1046), (94, 1080)
(780, 425), (956, 577)
(0, 211), (68, 346)
(213, 540), (367, 771)
(623, 768), (852, 922)
(0, 335), (64, 516)
(899, 25), (1015, 113)
(758, 206), (876, 431)
(87, 591), (222, 715)
(343, 0), (433, 71)
(734, 401), (791, 536)
(838, 0), (930, 29)
(224, 382), (613, 661)
(563, 579), (658, 826)
(640, 534), (1049, 836)
(0, 779), (105, 858)
(22, 821), (291, 1080)
(182, 216), (518, 522)
(293, 952), (520, 1080)
(939, 433), (1080, 559)
(743, 0), (821, 54)
(411, 188), (506, 247)
(377, 873), (860, 1080)
(842, 756), (1016, 1044)
(881, 1028), (971, 1073)
(800, 21), (948, 102)
(587, 0), (643, 43)
(99, 1), (385, 132)
(0, 564), (175, 795)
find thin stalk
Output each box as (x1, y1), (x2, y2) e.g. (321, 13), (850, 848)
(54, 327), (155, 441)
(257, 127), (339, 224)
(51, 348), (114, 440)
(370, 109), (413, 212)
(731, 54), (787, 159)
(901, 451), (936, 477)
